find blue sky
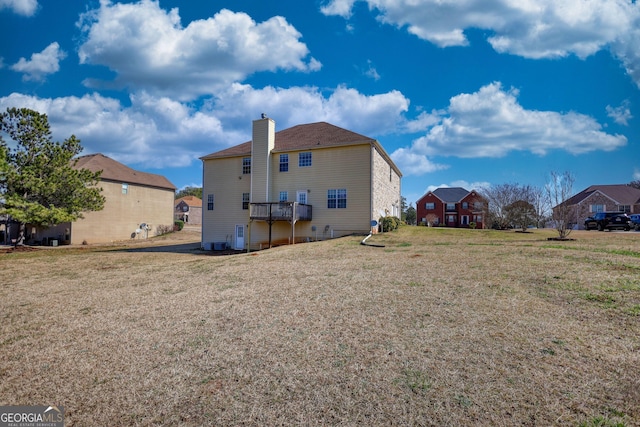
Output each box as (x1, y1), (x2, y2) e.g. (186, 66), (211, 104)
(1, 0), (639, 205)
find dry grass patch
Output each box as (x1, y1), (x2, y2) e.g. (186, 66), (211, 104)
(1, 227), (639, 426)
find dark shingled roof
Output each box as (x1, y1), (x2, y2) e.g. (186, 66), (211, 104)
(565, 184), (640, 206)
(201, 122), (377, 159)
(74, 153), (176, 190)
(432, 187), (472, 203)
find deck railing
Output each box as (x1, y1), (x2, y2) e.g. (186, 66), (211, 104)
(249, 202), (312, 222)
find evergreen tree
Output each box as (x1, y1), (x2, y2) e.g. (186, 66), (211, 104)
(0, 108), (105, 244)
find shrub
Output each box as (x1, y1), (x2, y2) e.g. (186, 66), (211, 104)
(156, 224), (174, 236)
(380, 216), (401, 232)
(174, 220), (184, 231)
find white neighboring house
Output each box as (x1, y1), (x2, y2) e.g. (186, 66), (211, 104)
(200, 118), (402, 251)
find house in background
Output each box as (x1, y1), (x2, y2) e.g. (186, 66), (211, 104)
(416, 187), (486, 228)
(560, 184), (640, 229)
(200, 117), (402, 251)
(39, 153), (176, 244)
(175, 195), (202, 225)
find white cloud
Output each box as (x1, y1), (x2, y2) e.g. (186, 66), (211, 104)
(321, 0), (640, 87)
(606, 101), (633, 126)
(0, 0), (38, 16)
(11, 42), (66, 81)
(320, 0), (357, 18)
(77, 1), (321, 100)
(392, 82), (627, 176)
(0, 84), (410, 168)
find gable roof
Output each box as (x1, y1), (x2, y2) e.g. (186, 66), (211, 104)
(200, 121), (401, 176)
(431, 187), (472, 203)
(74, 153), (176, 191)
(565, 184), (640, 206)
(175, 195), (202, 208)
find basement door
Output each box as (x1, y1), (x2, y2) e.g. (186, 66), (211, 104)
(235, 225), (244, 250)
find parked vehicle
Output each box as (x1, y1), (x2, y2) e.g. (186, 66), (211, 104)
(630, 214), (640, 231)
(584, 212), (632, 231)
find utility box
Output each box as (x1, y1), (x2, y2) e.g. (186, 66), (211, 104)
(213, 242), (227, 250)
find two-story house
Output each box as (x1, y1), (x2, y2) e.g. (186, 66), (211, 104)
(557, 184), (640, 228)
(200, 117), (402, 251)
(416, 187), (486, 228)
(40, 153), (176, 244)
(175, 195), (202, 225)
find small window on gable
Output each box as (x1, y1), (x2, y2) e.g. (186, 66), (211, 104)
(299, 152), (312, 167)
(122, 183), (128, 195)
(425, 202), (435, 210)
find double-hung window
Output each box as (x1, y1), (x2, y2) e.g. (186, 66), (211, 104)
(425, 202), (435, 210)
(242, 193), (249, 210)
(299, 152), (312, 167)
(279, 154), (289, 172)
(207, 194), (214, 210)
(327, 189), (347, 209)
(242, 157), (251, 174)
(122, 183), (128, 195)
(279, 191), (288, 202)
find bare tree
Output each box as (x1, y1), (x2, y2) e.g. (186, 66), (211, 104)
(424, 213), (438, 227)
(629, 180), (640, 190)
(528, 185), (550, 228)
(546, 171), (575, 240)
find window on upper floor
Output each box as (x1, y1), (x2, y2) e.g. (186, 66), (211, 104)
(299, 152), (312, 167)
(242, 157), (251, 174)
(122, 183), (128, 195)
(279, 154), (289, 172)
(207, 194), (214, 210)
(462, 202), (469, 209)
(446, 203), (456, 211)
(425, 202), (435, 210)
(242, 193), (249, 210)
(328, 189), (347, 209)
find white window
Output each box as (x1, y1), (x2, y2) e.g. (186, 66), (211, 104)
(425, 202), (435, 210)
(328, 189), (347, 209)
(279, 191), (288, 202)
(296, 190), (307, 204)
(298, 152), (312, 167)
(122, 183), (128, 195)
(591, 204), (604, 213)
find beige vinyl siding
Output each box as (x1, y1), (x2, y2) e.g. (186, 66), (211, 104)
(43, 180), (175, 245)
(257, 144), (372, 242)
(202, 156), (251, 247)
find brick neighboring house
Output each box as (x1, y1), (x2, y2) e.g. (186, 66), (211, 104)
(200, 118), (402, 251)
(34, 153), (176, 244)
(416, 187), (486, 228)
(175, 196), (202, 225)
(559, 184), (640, 229)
